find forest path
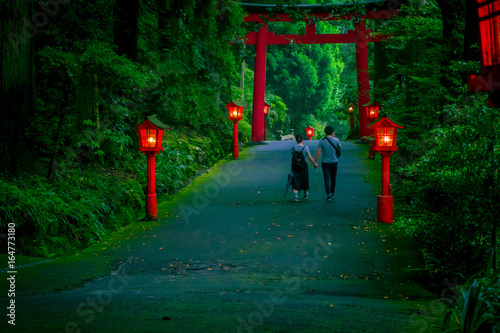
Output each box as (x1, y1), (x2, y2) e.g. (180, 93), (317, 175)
(1, 140), (441, 332)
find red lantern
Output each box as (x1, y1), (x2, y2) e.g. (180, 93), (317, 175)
(367, 116), (403, 152)
(137, 115), (169, 154)
(136, 115), (170, 220)
(264, 102), (270, 116)
(226, 100), (245, 122)
(225, 100), (247, 157)
(364, 101), (381, 121)
(304, 126), (314, 140)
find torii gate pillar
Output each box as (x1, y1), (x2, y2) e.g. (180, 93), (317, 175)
(252, 24), (268, 142)
(355, 21), (372, 138)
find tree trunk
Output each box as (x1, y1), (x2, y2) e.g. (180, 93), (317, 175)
(157, 0), (168, 54)
(463, 0), (479, 78)
(373, 20), (393, 99)
(114, 0), (139, 62)
(436, 0), (465, 93)
(0, 0), (36, 175)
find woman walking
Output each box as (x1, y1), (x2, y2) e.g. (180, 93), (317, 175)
(291, 134), (318, 202)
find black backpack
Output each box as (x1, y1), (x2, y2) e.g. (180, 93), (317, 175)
(291, 146), (308, 171)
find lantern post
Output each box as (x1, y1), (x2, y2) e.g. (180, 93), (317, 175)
(367, 116), (404, 223)
(136, 114), (170, 220)
(364, 101), (381, 159)
(347, 105), (355, 130)
(305, 126), (315, 140)
(225, 100), (246, 158)
(264, 102), (270, 141)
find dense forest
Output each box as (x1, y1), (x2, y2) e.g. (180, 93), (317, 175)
(1, 1), (499, 322)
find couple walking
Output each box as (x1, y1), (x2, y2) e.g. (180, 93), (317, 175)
(290, 125), (341, 202)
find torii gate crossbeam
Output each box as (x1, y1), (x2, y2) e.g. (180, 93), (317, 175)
(241, 1), (398, 141)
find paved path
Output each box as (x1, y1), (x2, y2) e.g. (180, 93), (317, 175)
(1, 140), (440, 333)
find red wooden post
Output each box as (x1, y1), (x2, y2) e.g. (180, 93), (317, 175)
(350, 114), (354, 130)
(233, 121), (239, 158)
(355, 20), (372, 138)
(146, 153), (157, 219)
(252, 24), (268, 142)
(381, 152), (391, 195)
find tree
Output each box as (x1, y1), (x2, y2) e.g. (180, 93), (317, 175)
(114, 0), (139, 62)
(0, 0), (37, 175)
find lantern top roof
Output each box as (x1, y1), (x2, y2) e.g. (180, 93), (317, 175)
(304, 125), (315, 130)
(367, 115), (404, 129)
(147, 114), (170, 129)
(363, 101), (382, 108)
(225, 100), (247, 108)
(137, 114), (170, 130)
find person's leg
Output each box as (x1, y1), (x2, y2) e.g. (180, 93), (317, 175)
(322, 163), (331, 196)
(303, 168), (310, 199)
(293, 171), (300, 201)
(329, 162), (338, 198)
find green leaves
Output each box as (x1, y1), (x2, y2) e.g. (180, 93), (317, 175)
(443, 271), (500, 332)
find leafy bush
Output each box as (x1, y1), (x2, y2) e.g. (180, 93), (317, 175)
(0, 171), (144, 257)
(393, 99), (499, 277)
(443, 271), (500, 332)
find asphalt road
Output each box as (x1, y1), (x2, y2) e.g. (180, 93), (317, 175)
(1, 140), (442, 333)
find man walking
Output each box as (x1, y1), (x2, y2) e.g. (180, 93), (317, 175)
(314, 125), (341, 202)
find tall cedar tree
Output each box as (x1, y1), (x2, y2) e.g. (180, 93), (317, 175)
(114, 0), (139, 62)
(1, 0), (36, 175)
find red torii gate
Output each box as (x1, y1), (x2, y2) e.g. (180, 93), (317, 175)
(242, 1), (398, 141)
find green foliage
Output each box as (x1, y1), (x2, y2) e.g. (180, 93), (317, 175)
(370, 0), (499, 279)
(443, 271), (500, 332)
(0, 171), (144, 257)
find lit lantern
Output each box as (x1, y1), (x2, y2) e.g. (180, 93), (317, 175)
(225, 100), (247, 158)
(264, 102), (270, 116)
(367, 116), (404, 224)
(136, 115), (170, 220)
(368, 116), (403, 152)
(226, 100), (245, 122)
(137, 116), (167, 153)
(305, 126), (315, 140)
(364, 101), (381, 121)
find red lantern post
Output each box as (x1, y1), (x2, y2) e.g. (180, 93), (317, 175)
(367, 116), (404, 223)
(364, 101), (381, 122)
(264, 102), (270, 141)
(364, 101), (381, 159)
(304, 126), (315, 140)
(137, 115), (170, 220)
(225, 100), (246, 158)
(347, 105), (355, 130)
